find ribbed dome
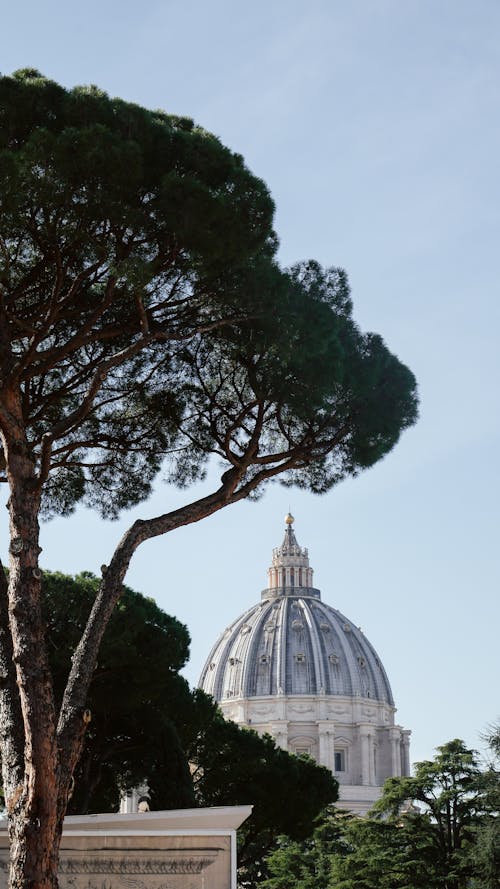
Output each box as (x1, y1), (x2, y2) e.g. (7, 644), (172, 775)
(199, 519), (394, 705)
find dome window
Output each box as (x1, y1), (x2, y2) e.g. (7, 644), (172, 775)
(292, 619), (304, 631)
(320, 622), (330, 632)
(229, 657), (239, 666)
(329, 654), (339, 665)
(260, 654), (269, 664)
(240, 625), (251, 635)
(265, 622), (275, 632)
(357, 656), (366, 668)
(343, 623), (351, 633)
(334, 749), (346, 772)
(294, 653), (305, 663)
(209, 662), (216, 670)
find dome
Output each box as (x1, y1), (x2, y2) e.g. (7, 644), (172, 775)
(199, 516), (410, 815)
(199, 520), (394, 705)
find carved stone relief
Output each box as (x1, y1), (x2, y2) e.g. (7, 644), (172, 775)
(0, 836), (231, 889)
(288, 704), (313, 714)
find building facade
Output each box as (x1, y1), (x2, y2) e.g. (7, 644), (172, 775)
(199, 515), (410, 815)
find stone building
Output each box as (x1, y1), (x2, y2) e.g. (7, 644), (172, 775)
(199, 515), (410, 814)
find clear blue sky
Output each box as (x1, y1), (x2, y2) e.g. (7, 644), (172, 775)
(1, 0), (499, 768)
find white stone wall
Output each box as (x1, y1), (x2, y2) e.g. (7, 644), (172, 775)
(221, 693), (410, 814)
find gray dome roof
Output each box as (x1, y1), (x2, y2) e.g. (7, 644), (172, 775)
(199, 519), (394, 705)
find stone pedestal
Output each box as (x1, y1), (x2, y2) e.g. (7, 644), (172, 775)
(0, 806), (252, 889)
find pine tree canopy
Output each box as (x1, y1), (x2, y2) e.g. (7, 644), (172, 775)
(0, 69), (418, 519)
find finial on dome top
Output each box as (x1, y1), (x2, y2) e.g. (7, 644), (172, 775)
(285, 512), (295, 526)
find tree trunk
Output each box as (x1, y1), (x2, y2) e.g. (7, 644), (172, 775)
(8, 816), (62, 889)
(0, 561), (24, 811)
(1, 405), (63, 889)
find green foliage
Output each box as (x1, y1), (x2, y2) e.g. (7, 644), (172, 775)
(0, 70), (418, 520)
(262, 808), (350, 889)
(484, 722), (500, 761)
(1, 69), (275, 267)
(356, 739), (499, 889)
(263, 738), (500, 889)
(329, 813), (443, 889)
(179, 257), (418, 498)
(0, 68), (276, 515)
(469, 817), (500, 889)
(41, 571), (195, 811)
(469, 723), (500, 889)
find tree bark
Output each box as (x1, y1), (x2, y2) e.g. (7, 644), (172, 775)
(0, 559), (24, 807)
(1, 389), (64, 889)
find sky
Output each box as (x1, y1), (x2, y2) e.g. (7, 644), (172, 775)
(1, 0), (499, 769)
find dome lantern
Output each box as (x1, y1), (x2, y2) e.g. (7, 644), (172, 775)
(267, 515), (314, 593)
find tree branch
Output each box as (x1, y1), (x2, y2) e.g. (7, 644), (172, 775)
(44, 335), (153, 444)
(55, 467), (245, 768)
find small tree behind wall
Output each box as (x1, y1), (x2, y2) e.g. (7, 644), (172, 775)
(40, 571), (195, 814)
(0, 69), (418, 889)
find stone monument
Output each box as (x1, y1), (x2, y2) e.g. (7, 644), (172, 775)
(0, 806), (252, 889)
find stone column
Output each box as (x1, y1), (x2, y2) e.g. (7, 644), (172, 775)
(271, 721), (289, 751)
(317, 721), (334, 772)
(358, 725), (372, 785)
(401, 730), (411, 776)
(389, 728), (402, 777)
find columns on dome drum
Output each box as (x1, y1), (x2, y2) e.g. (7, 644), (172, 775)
(270, 721), (289, 750)
(359, 725), (375, 785)
(401, 729), (411, 776)
(389, 727), (402, 777)
(317, 721), (335, 772)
